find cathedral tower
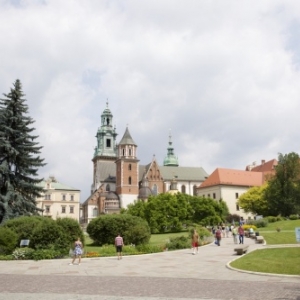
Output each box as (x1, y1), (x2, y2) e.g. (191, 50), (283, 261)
(163, 130), (179, 166)
(92, 102), (118, 193)
(115, 127), (139, 208)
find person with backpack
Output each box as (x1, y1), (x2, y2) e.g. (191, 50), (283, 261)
(215, 226), (222, 246)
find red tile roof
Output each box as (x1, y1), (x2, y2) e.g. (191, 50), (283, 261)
(198, 168), (264, 189)
(249, 159), (277, 173)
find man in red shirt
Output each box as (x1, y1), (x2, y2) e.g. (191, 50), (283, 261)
(115, 233), (124, 260)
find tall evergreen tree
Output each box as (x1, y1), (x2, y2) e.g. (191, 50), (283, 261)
(0, 79), (45, 224)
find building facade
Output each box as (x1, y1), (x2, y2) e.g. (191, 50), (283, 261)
(80, 103), (208, 226)
(36, 176), (81, 221)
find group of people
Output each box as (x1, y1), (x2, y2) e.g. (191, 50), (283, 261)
(69, 234), (124, 265)
(212, 224), (245, 246)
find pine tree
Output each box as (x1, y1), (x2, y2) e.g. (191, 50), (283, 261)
(0, 79), (45, 224)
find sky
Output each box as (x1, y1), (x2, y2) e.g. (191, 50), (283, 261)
(1, 0), (300, 202)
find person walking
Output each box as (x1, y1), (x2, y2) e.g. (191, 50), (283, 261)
(215, 226), (222, 246)
(115, 233), (124, 260)
(238, 225), (245, 244)
(69, 237), (83, 265)
(191, 229), (199, 255)
(232, 226), (238, 244)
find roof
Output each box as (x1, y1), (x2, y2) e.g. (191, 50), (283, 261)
(199, 168), (264, 189)
(250, 159), (277, 173)
(38, 177), (80, 191)
(96, 161), (117, 182)
(118, 127), (136, 146)
(159, 166), (208, 181)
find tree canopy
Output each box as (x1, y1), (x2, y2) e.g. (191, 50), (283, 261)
(123, 193), (229, 233)
(238, 185), (269, 216)
(0, 80), (45, 224)
(264, 152), (300, 216)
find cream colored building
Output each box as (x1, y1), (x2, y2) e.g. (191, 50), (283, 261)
(36, 176), (80, 221)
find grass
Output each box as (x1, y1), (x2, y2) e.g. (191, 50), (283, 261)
(230, 219), (300, 275)
(149, 232), (189, 246)
(230, 248), (300, 275)
(259, 219), (300, 231)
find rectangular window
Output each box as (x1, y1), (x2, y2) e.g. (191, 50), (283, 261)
(62, 194), (66, 201)
(208, 194), (210, 198)
(213, 193), (216, 199)
(106, 139), (111, 148)
(45, 206), (50, 213)
(235, 193), (239, 199)
(70, 195), (74, 201)
(236, 204), (240, 211)
(61, 206), (66, 213)
(70, 206), (74, 214)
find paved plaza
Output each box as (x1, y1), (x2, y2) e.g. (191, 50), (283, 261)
(0, 237), (299, 300)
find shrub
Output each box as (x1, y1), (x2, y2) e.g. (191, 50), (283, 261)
(265, 216), (277, 223)
(3, 216), (44, 245)
(0, 227), (18, 255)
(166, 236), (190, 250)
(30, 218), (69, 252)
(135, 244), (164, 254)
(87, 214), (151, 246)
(12, 247), (35, 260)
(242, 224), (257, 231)
(30, 249), (62, 260)
(0, 254), (13, 260)
(56, 217), (85, 247)
(289, 214), (299, 220)
(247, 219), (268, 228)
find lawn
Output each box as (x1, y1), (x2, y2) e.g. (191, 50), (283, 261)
(149, 232), (189, 246)
(230, 247), (300, 275)
(230, 219), (300, 275)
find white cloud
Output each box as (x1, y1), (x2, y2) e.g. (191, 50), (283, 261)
(1, 0), (300, 200)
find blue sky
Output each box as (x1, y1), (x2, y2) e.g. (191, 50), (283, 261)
(1, 0), (300, 201)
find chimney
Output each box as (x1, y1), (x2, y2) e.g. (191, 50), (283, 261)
(261, 160), (265, 165)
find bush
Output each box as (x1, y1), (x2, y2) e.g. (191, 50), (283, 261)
(30, 249), (62, 260)
(0, 227), (18, 255)
(247, 219), (268, 228)
(12, 247), (35, 260)
(56, 217), (85, 247)
(30, 218), (69, 252)
(135, 244), (164, 253)
(3, 216), (44, 245)
(289, 214), (299, 220)
(87, 214), (151, 246)
(166, 236), (190, 250)
(242, 224), (257, 231)
(265, 216), (278, 223)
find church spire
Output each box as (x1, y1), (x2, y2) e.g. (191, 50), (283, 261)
(163, 130), (179, 166)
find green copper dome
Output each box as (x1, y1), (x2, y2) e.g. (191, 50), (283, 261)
(163, 131), (179, 167)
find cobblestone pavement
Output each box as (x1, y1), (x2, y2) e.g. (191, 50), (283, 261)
(0, 237), (299, 300)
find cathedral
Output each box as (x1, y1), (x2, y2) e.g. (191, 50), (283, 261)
(81, 103), (208, 225)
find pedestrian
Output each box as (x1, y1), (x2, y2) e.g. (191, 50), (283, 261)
(215, 226), (222, 246)
(191, 229), (199, 255)
(238, 225), (245, 244)
(225, 225), (230, 238)
(69, 237), (83, 265)
(232, 226), (238, 244)
(115, 233), (124, 260)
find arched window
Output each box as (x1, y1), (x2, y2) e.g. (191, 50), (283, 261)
(128, 164), (132, 171)
(122, 148), (125, 156)
(193, 185), (197, 196)
(128, 177), (132, 185)
(106, 184), (110, 191)
(181, 185), (186, 194)
(129, 148), (132, 156)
